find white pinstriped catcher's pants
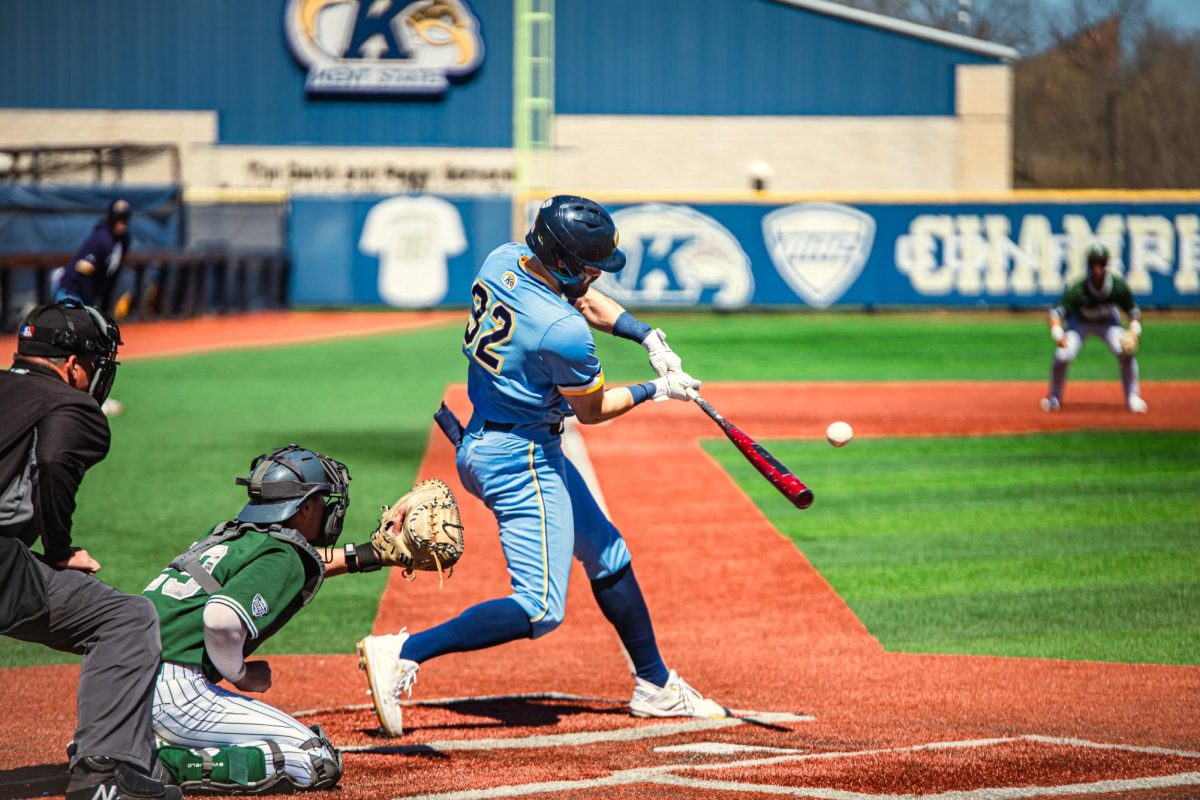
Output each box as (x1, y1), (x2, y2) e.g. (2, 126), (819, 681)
(152, 661), (334, 787)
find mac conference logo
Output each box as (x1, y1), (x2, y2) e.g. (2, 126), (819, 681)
(285, 0), (484, 95)
(763, 203), (875, 308)
(597, 204), (754, 309)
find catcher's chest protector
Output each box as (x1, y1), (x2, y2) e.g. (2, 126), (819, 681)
(169, 521), (326, 606)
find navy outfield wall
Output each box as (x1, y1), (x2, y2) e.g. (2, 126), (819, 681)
(288, 195), (1200, 308)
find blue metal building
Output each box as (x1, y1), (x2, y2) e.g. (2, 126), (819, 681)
(0, 0), (1014, 148)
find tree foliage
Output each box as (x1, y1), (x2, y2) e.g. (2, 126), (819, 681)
(832, 0), (1200, 188)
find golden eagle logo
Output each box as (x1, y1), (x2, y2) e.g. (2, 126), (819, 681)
(285, 0), (484, 94)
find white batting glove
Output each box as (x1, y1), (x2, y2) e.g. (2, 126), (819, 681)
(651, 371), (702, 402)
(1050, 324), (1065, 346)
(641, 328), (683, 378)
(1129, 319), (1142, 337)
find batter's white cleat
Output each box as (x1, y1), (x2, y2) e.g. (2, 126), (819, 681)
(630, 670), (730, 719)
(357, 630), (418, 737)
(1127, 394), (1148, 413)
(1040, 396), (1061, 412)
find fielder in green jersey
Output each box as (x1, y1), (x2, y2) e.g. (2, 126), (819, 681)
(142, 444), (396, 794)
(1041, 244), (1146, 413)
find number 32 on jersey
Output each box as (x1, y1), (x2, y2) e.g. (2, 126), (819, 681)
(463, 281), (515, 373)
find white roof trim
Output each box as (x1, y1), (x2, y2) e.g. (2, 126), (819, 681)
(772, 0), (1021, 61)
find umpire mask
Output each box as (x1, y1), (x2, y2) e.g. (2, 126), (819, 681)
(236, 445), (351, 548)
(17, 298), (123, 404)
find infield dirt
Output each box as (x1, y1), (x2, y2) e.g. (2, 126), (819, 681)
(2, 314), (1197, 799)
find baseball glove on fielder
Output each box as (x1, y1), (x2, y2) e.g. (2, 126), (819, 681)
(372, 479), (464, 585)
(1120, 329), (1140, 356)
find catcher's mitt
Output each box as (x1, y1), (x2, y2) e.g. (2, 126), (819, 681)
(1120, 329), (1139, 356)
(372, 479), (464, 585)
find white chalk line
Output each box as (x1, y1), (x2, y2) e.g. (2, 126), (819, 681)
(342, 716), (745, 754)
(388, 734), (1200, 800)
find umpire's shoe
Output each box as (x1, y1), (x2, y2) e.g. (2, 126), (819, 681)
(66, 756), (183, 800)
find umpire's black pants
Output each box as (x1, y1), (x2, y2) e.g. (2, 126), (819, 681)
(2, 547), (160, 772)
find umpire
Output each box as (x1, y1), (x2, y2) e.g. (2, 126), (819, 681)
(0, 300), (180, 800)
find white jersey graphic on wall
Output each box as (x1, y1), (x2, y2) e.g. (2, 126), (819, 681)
(597, 204), (754, 309)
(763, 203), (875, 308)
(359, 195), (467, 307)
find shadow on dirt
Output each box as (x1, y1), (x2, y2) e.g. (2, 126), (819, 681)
(352, 696), (627, 752)
(0, 763), (67, 800)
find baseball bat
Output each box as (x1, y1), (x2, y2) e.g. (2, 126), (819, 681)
(693, 394), (814, 510)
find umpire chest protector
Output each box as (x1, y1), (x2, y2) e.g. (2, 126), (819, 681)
(169, 521), (326, 607)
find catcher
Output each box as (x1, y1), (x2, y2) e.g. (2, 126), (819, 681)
(142, 445), (462, 793)
(1041, 243), (1146, 413)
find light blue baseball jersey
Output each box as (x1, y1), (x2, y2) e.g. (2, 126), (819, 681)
(456, 242), (631, 634)
(462, 242), (604, 425)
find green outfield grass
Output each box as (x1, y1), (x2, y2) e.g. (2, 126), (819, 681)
(706, 431), (1200, 664)
(593, 311), (1200, 382)
(3, 312), (1197, 667)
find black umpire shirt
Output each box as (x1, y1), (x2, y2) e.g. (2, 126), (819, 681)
(0, 362), (110, 564)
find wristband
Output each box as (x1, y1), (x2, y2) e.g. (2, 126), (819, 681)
(352, 542), (381, 573)
(613, 311), (652, 343)
(228, 663), (247, 683)
(628, 381), (658, 406)
(345, 542), (383, 573)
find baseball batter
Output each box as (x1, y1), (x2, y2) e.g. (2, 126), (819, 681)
(359, 195), (727, 737)
(1042, 244), (1146, 413)
(142, 445), (395, 793)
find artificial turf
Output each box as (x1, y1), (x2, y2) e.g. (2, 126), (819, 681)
(705, 431), (1200, 665)
(2, 312), (1196, 667)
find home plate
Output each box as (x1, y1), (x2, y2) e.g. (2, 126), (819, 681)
(653, 742), (807, 755)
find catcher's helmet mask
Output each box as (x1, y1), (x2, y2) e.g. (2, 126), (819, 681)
(526, 195), (625, 288)
(16, 298), (122, 403)
(237, 445), (351, 550)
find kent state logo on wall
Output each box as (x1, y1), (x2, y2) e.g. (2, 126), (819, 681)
(597, 204), (754, 309)
(285, 0), (484, 94)
(763, 203), (876, 308)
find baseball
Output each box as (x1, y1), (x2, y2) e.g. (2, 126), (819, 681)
(826, 421), (853, 447)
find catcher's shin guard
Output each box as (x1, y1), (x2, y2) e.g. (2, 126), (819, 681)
(305, 724), (344, 791)
(154, 730), (341, 794)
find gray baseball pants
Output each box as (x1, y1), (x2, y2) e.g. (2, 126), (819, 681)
(1047, 320), (1140, 403)
(3, 557), (161, 772)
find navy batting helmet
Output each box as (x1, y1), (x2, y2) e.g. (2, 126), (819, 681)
(107, 199), (131, 229)
(236, 445), (351, 547)
(526, 195), (625, 286)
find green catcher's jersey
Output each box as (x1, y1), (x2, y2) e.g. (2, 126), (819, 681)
(1054, 273), (1138, 324)
(144, 523), (317, 677)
